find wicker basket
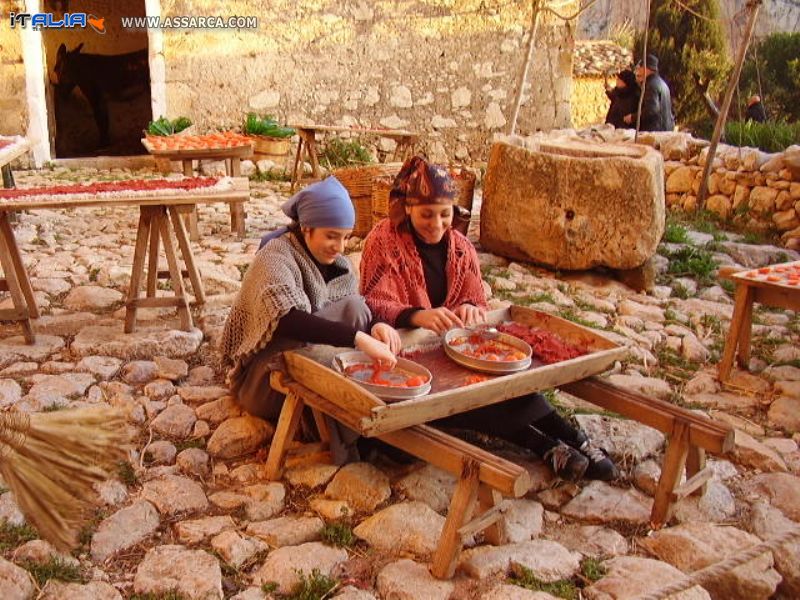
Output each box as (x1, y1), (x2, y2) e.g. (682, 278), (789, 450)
(371, 167), (477, 228)
(334, 163), (403, 237)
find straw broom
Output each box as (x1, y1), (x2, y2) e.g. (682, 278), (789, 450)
(0, 405), (132, 551)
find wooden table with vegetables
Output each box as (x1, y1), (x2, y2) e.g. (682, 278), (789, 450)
(141, 117), (254, 239)
(263, 304), (734, 579)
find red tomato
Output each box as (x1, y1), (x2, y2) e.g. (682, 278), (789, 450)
(766, 275), (781, 282)
(405, 376), (426, 387)
(758, 267), (771, 274)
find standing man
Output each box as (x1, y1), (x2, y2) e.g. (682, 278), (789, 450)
(745, 95), (767, 123)
(624, 54), (675, 131)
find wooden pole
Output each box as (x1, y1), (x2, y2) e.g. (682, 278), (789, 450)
(507, 0), (541, 136)
(697, 0), (762, 210)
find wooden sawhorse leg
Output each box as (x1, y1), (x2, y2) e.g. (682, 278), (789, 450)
(124, 206), (193, 333)
(168, 206), (206, 305)
(0, 212), (39, 343)
(228, 159), (246, 237)
(265, 392), (306, 480)
(290, 135), (306, 193)
(718, 283), (753, 382)
(181, 160), (201, 241)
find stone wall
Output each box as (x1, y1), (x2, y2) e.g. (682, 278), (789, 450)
(0, 0), (27, 135)
(663, 142), (800, 251)
(570, 76), (608, 129)
(0, 0), (579, 163)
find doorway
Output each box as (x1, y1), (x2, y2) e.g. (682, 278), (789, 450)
(42, 0), (152, 157)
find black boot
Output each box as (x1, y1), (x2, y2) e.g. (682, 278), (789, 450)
(570, 430), (619, 481)
(513, 425), (589, 482)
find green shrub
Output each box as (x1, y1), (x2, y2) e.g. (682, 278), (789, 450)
(319, 138), (373, 169)
(287, 569), (338, 600)
(725, 120), (800, 152)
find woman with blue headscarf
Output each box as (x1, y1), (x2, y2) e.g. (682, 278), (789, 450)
(220, 177), (400, 461)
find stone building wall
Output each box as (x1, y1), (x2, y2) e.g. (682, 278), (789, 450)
(571, 76), (608, 129)
(0, 0), (579, 163)
(0, 0), (27, 135)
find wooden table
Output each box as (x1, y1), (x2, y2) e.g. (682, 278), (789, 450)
(0, 178), (250, 343)
(718, 262), (800, 383)
(263, 306), (733, 578)
(141, 140), (253, 240)
(290, 125), (419, 192)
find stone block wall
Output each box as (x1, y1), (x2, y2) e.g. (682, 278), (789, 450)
(0, 0), (579, 163)
(0, 0), (27, 135)
(664, 143), (800, 251)
(570, 76), (608, 129)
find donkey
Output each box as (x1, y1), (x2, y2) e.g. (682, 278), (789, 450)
(51, 43), (150, 147)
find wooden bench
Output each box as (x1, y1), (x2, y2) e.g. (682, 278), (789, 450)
(266, 372), (531, 579)
(561, 377), (734, 527)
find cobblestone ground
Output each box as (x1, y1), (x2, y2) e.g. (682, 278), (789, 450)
(0, 165), (798, 600)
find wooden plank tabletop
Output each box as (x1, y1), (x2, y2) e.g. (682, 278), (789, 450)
(0, 177), (250, 211)
(729, 260), (800, 292)
(0, 138), (31, 170)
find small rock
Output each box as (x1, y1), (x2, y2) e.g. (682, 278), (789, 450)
(176, 447), (210, 478)
(354, 501), (445, 558)
(154, 356), (189, 381)
(196, 395), (242, 425)
(394, 464), (456, 513)
(0, 556), (36, 600)
(151, 403), (197, 439)
(121, 360), (158, 384)
(143, 378), (176, 401)
(64, 285), (123, 311)
(584, 556), (711, 599)
(210, 530), (268, 569)
(91, 500), (160, 562)
(750, 501), (800, 598)
(376, 559), (454, 600)
(561, 481), (652, 526)
(309, 498), (353, 521)
(251, 542), (347, 595)
(243, 483), (286, 521)
(174, 515), (237, 545)
(574, 414), (664, 462)
(607, 374), (672, 400)
(460, 539), (581, 581)
(246, 516), (323, 547)
(144, 440), (177, 465)
(325, 463), (391, 512)
(141, 475), (208, 516)
(285, 464), (340, 489)
(741, 472), (800, 520)
(177, 385), (229, 404)
(133, 544), (222, 599)
(733, 430), (788, 472)
(207, 415), (273, 459)
(39, 580), (121, 600)
(75, 355), (122, 380)
(546, 524), (629, 558)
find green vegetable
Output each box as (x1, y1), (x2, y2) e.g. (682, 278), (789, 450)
(146, 116), (193, 136)
(243, 113), (295, 138)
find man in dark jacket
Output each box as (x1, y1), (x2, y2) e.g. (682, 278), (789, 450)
(605, 69), (640, 128)
(624, 54), (675, 131)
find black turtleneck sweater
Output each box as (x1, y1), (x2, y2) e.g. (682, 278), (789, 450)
(395, 225), (449, 328)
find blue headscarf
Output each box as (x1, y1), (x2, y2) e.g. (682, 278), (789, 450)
(260, 176), (355, 249)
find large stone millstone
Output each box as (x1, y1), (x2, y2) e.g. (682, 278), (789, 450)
(480, 138), (665, 270)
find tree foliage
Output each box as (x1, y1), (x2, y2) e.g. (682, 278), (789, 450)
(636, 0), (731, 132)
(740, 32), (800, 123)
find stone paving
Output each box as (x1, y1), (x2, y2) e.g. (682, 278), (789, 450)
(0, 164), (798, 599)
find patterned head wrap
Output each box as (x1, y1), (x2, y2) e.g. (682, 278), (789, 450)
(388, 156), (456, 225)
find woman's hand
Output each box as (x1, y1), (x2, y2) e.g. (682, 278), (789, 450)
(454, 303), (487, 328)
(355, 331), (397, 369)
(410, 307), (464, 334)
(371, 322), (402, 354)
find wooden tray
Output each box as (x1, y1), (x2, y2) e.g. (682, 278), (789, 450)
(283, 305), (628, 437)
(141, 138), (253, 159)
(732, 260), (800, 291)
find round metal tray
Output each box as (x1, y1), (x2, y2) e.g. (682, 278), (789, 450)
(443, 328), (533, 374)
(332, 351), (432, 401)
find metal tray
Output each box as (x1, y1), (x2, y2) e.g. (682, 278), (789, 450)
(443, 327), (533, 374)
(332, 351), (432, 401)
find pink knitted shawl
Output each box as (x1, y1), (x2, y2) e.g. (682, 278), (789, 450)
(360, 219), (488, 326)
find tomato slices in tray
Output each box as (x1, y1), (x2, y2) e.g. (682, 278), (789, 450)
(739, 261), (800, 288)
(143, 131), (252, 153)
(447, 335), (528, 362)
(343, 363), (429, 388)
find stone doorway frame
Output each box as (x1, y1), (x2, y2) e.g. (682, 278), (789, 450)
(20, 0), (166, 166)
